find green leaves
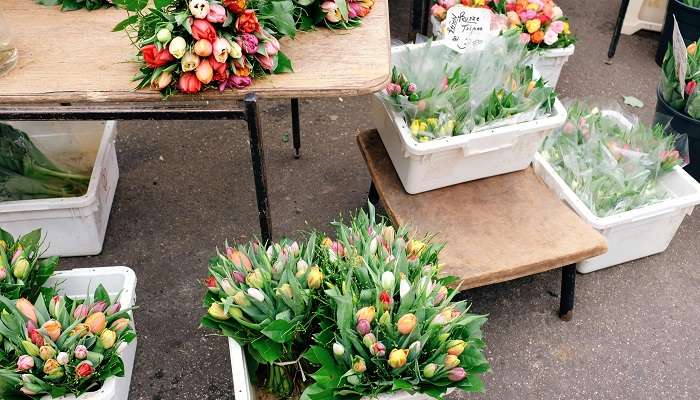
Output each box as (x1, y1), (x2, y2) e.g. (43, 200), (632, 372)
(251, 338), (283, 363)
(261, 319), (296, 343)
(113, 15), (139, 32)
(274, 51), (294, 74)
(259, 0), (298, 38)
(111, 0), (147, 12)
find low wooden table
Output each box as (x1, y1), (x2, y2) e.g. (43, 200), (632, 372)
(357, 129), (608, 320)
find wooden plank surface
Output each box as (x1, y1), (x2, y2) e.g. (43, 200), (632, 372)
(357, 129), (608, 290)
(0, 0), (390, 104)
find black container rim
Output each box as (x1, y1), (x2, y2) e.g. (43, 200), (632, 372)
(672, 0), (700, 13)
(657, 85), (700, 125)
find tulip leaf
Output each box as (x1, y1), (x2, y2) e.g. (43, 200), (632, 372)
(274, 51), (294, 74)
(392, 379), (413, 391)
(93, 284), (111, 305)
(251, 338), (282, 362)
(154, 0), (175, 9)
(113, 15), (139, 32)
(261, 319), (295, 343)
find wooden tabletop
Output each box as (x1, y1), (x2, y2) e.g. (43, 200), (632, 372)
(0, 0), (390, 104)
(357, 130), (608, 290)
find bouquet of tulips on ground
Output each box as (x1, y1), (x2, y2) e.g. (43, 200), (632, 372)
(661, 41), (700, 120)
(382, 33), (555, 142)
(202, 236), (324, 398)
(0, 286), (135, 398)
(430, 0), (574, 51)
(202, 204), (490, 399)
(540, 100), (686, 217)
(35, 0), (114, 11)
(117, 0), (295, 96)
(0, 229), (58, 302)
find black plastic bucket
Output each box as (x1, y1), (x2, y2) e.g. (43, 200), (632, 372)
(655, 87), (700, 180)
(655, 0), (700, 66)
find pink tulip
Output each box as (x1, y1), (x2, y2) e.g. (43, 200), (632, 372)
(233, 271), (246, 283)
(73, 304), (89, 320)
(16, 355), (34, 371)
(16, 298), (37, 324)
(448, 367), (467, 382)
(106, 303), (121, 316)
(356, 319), (371, 335)
(264, 36), (280, 56)
(550, 20), (564, 34)
(256, 54), (275, 71)
(90, 301), (107, 315)
(238, 33), (259, 54)
(74, 345), (88, 360)
(207, 3), (227, 23)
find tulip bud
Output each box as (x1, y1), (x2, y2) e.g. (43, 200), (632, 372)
(39, 346), (56, 361)
(381, 271), (395, 291)
(296, 259), (309, 276)
(307, 266), (324, 289)
(28, 329), (44, 347)
(447, 340), (467, 357)
(688, 42), (697, 56)
(448, 367), (467, 382)
(407, 240), (426, 258)
(399, 275), (410, 299)
(289, 241), (300, 256)
(431, 309), (452, 326)
(85, 312), (107, 334)
(181, 51), (200, 72)
(15, 299), (36, 324)
(352, 357), (367, 373)
(434, 286), (448, 306)
(16, 355), (34, 371)
(382, 226), (395, 244)
(42, 320), (61, 342)
(100, 329), (117, 349)
(73, 304), (89, 321)
(220, 279), (237, 296)
(75, 360), (94, 378)
(332, 342), (345, 357)
(213, 37), (232, 63)
(90, 301), (107, 315)
(111, 318), (130, 332)
(379, 311), (391, 328)
(196, 59), (214, 84)
(347, 375), (360, 385)
(232, 291), (250, 307)
(444, 354), (460, 370)
(227, 247), (253, 271)
(408, 341), (421, 357)
(43, 359), (63, 377)
(57, 352), (69, 366)
(74, 345), (88, 360)
(13, 258), (30, 280)
(276, 283), (293, 299)
(189, 0), (210, 19)
(379, 290), (392, 311)
(247, 288), (265, 303)
(0, 267), (6, 281)
(168, 36), (187, 59)
(48, 296), (62, 318)
(0, 239), (6, 252)
(232, 271), (246, 284)
(154, 71), (173, 90)
(228, 306), (244, 320)
(423, 363), (437, 378)
(194, 39), (213, 57)
(157, 28), (172, 44)
(387, 349), (408, 369)
(370, 341), (386, 357)
(208, 303), (229, 320)
(356, 319), (371, 336)
(70, 323), (90, 338)
(369, 237), (379, 255)
(106, 303), (121, 316)
(362, 333), (377, 348)
(246, 269), (264, 288)
(396, 313), (417, 335)
(355, 306), (376, 323)
(11, 247), (22, 265)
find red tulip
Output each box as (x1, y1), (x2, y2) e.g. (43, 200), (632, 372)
(76, 361), (94, 378)
(28, 329), (44, 347)
(686, 80), (697, 97)
(141, 44), (175, 69)
(191, 19), (218, 44)
(178, 72), (203, 94)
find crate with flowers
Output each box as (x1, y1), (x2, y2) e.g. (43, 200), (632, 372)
(202, 204), (490, 399)
(430, 0), (575, 87)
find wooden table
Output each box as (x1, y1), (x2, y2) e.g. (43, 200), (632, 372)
(357, 129), (608, 320)
(0, 0), (391, 243)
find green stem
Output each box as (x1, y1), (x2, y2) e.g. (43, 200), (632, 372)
(30, 164), (90, 182)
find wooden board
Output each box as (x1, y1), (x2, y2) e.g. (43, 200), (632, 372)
(0, 0), (390, 104)
(357, 129), (608, 290)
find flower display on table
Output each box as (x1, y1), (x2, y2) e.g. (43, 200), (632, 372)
(0, 286), (136, 398)
(0, 229), (58, 302)
(35, 0), (114, 11)
(540, 100), (685, 217)
(431, 0), (575, 51)
(201, 204), (490, 399)
(117, 0), (295, 96)
(661, 41), (700, 120)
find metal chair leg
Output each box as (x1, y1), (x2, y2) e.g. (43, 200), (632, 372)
(291, 98), (301, 159)
(607, 0), (631, 60)
(559, 264), (576, 321)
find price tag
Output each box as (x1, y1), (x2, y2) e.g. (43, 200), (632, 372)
(444, 6), (491, 53)
(672, 16), (688, 98)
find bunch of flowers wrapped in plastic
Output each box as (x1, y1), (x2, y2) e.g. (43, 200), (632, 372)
(382, 33), (556, 142)
(312, 0), (376, 29)
(430, 0), (574, 50)
(0, 229), (58, 302)
(202, 204), (490, 399)
(35, 0), (114, 11)
(661, 41), (700, 120)
(540, 100), (685, 217)
(117, 0), (294, 96)
(0, 286), (135, 398)
(202, 236), (323, 398)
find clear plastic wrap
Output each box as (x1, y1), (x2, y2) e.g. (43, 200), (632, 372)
(540, 99), (688, 217)
(381, 30), (556, 142)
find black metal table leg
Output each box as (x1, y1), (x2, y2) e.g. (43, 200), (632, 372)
(607, 0), (631, 60)
(411, 0), (431, 39)
(559, 264), (576, 321)
(291, 98), (301, 159)
(245, 93), (273, 244)
(368, 181), (379, 205)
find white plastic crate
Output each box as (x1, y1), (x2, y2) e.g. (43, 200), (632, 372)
(42, 266), (138, 400)
(534, 143), (700, 273)
(529, 45), (575, 88)
(228, 338), (451, 400)
(622, 0), (668, 35)
(0, 121), (119, 257)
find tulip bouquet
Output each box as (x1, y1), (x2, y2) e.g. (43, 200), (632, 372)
(540, 100), (685, 217)
(116, 0), (295, 96)
(308, 0), (376, 29)
(0, 229), (58, 302)
(301, 204), (489, 399)
(201, 236), (324, 398)
(382, 34), (556, 142)
(0, 285), (135, 398)
(35, 0), (114, 12)
(660, 42), (700, 120)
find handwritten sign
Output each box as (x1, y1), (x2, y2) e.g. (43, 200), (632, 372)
(444, 6), (491, 53)
(672, 16), (688, 98)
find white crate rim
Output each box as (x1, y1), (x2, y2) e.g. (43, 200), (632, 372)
(533, 111), (700, 230)
(0, 121), (117, 213)
(40, 266), (137, 400)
